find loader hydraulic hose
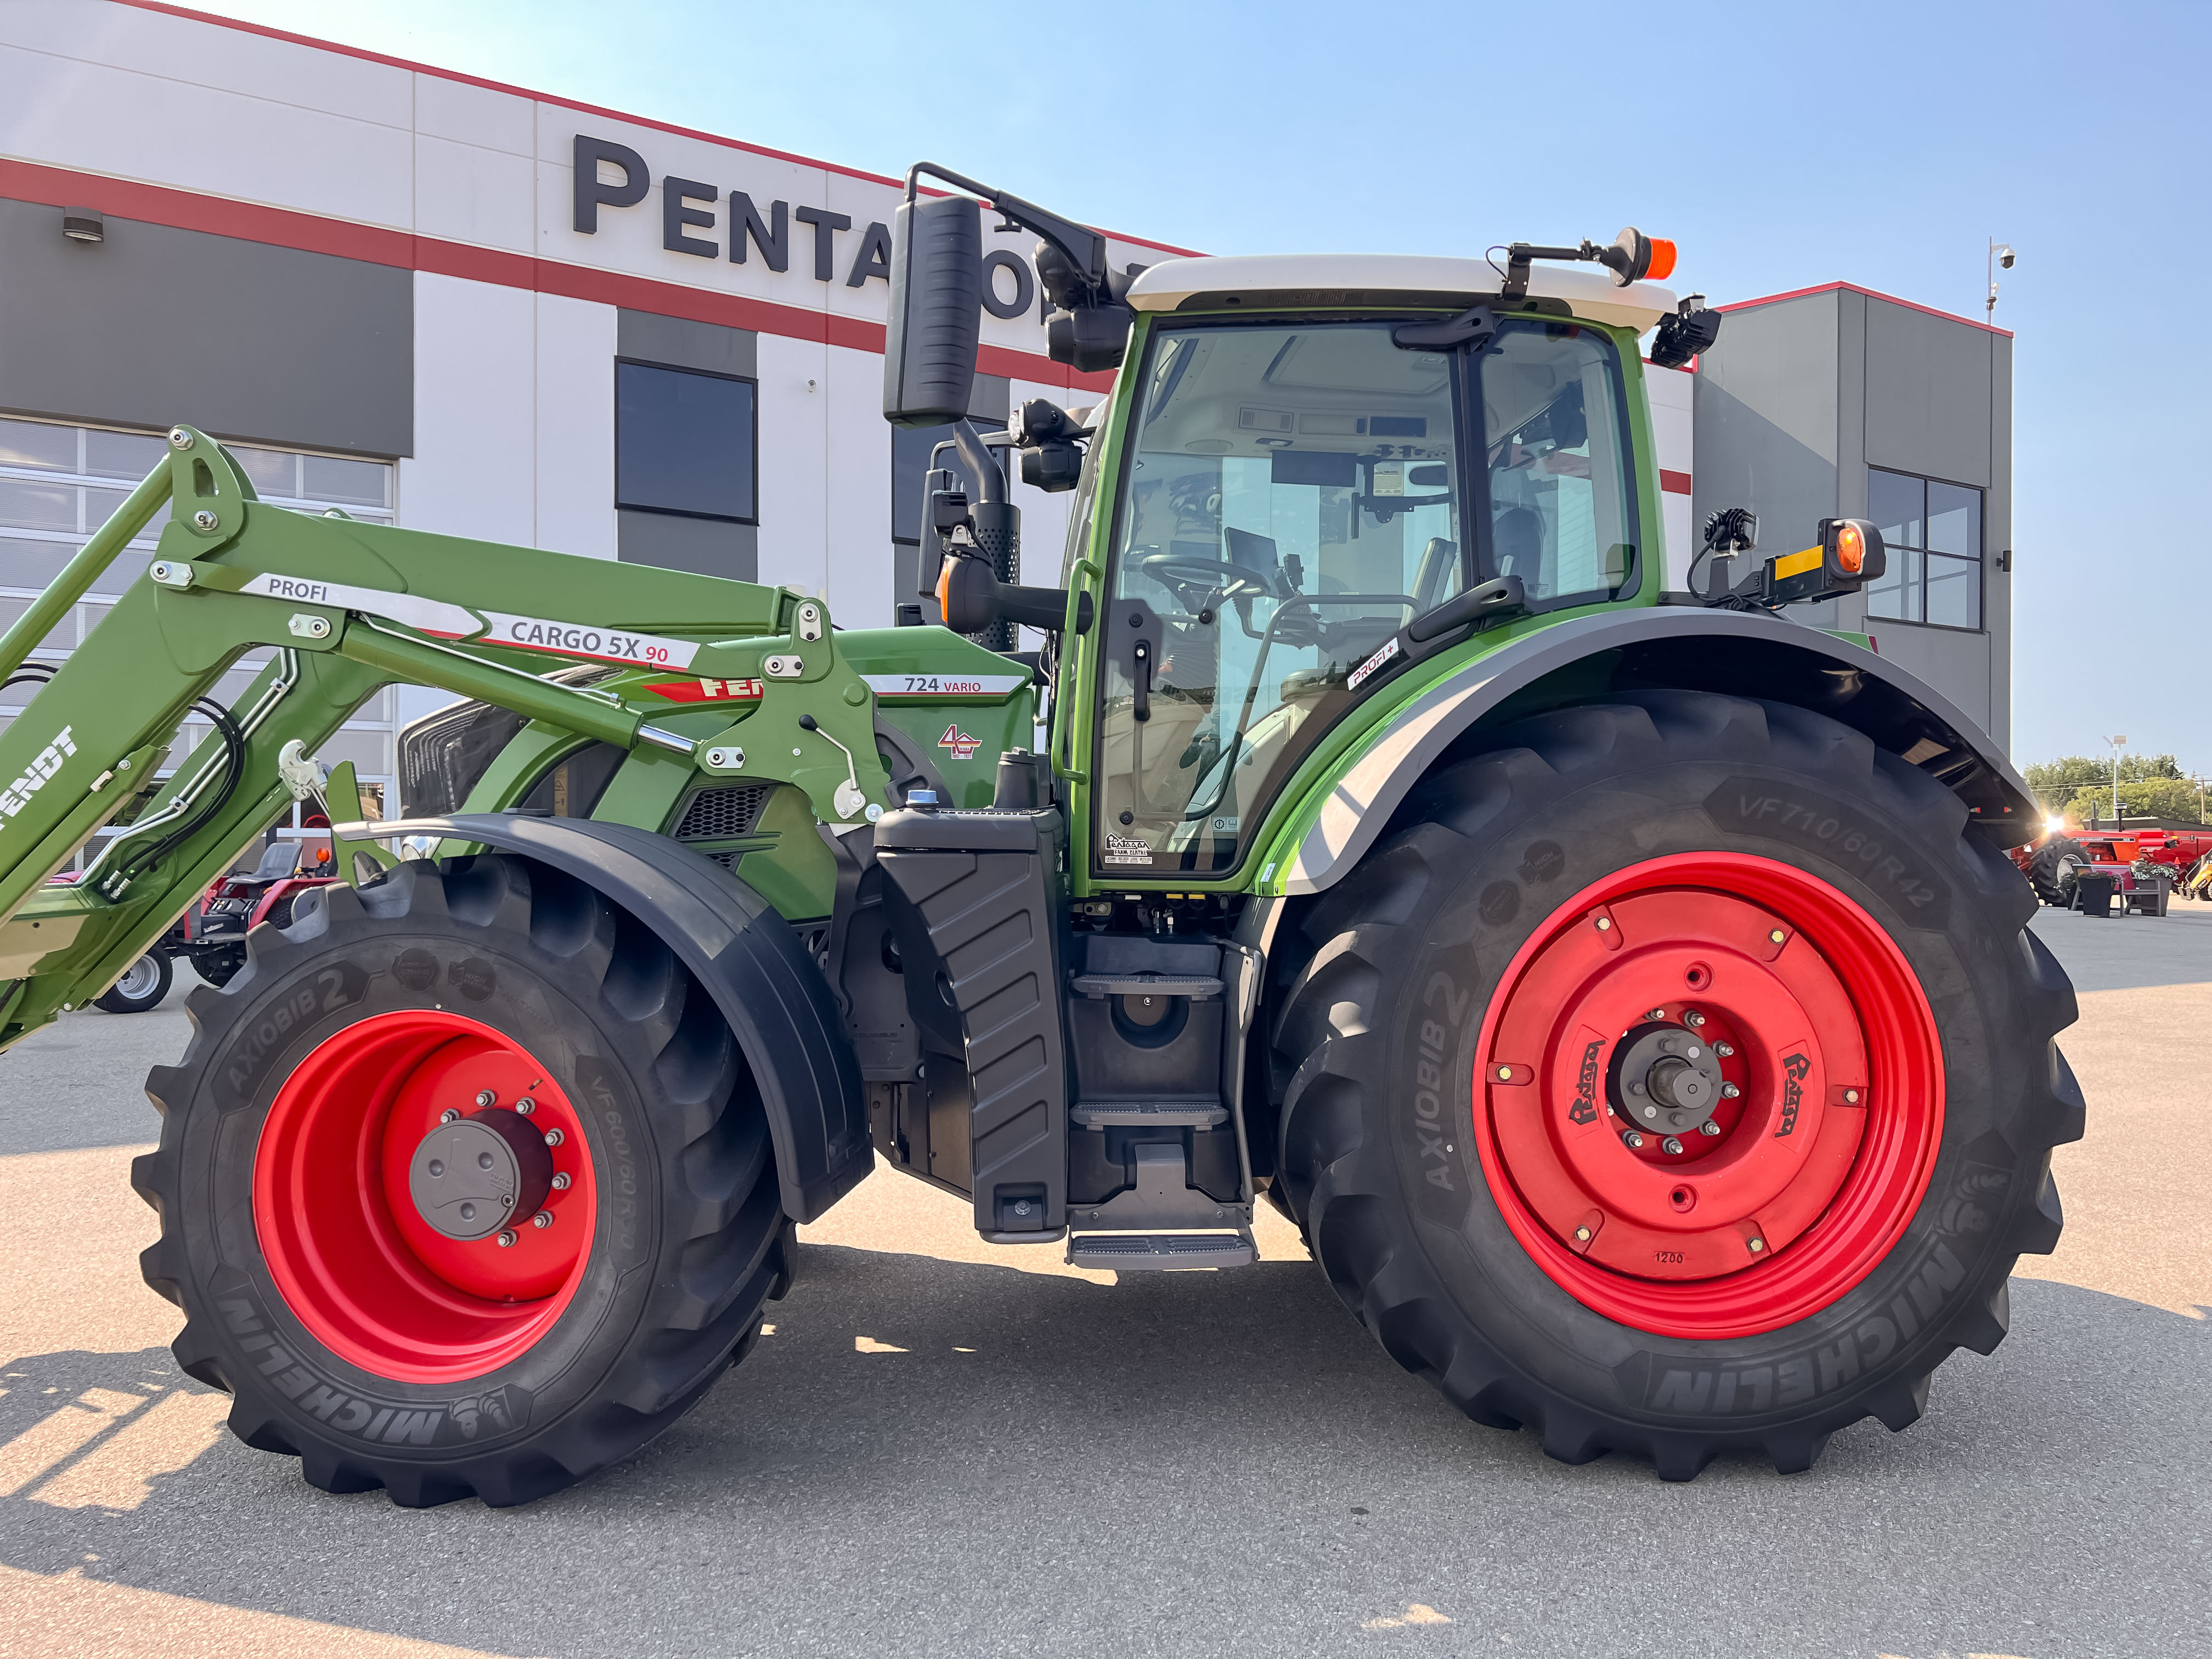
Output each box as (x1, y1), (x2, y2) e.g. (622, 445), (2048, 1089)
(0, 464), (172, 682)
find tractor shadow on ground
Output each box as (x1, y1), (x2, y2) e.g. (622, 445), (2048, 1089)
(0, 1254), (2206, 1659)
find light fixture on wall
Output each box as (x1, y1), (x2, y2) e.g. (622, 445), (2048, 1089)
(61, 206), (104, 244)
(1986, 239), (2015, 320)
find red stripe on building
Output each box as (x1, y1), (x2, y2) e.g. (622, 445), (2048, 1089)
(1660, 470), (1693, 495)
(0, 157), (1114, 392)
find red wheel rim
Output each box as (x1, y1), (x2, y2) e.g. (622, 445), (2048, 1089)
(1471, 853), (1942, 1339)
(253, 1010), (596, 1384)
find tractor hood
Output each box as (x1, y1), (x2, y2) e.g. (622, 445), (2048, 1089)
(1125, 254), (1678, 334)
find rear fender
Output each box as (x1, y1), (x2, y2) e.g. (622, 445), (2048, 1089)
(1273, 607), (2038, 896)
(330, 812), (871, 1222)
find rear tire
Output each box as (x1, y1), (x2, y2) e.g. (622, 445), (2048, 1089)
(94, 951), (173, 1014)
(2028, 836), (2087, 906)
(1271, 691), (2083, 1478)
(133, 855), (794, 1506)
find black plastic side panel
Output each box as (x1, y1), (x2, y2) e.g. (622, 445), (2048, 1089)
(874, 807), (1069, 1236)
(369, 814), (871, 1223)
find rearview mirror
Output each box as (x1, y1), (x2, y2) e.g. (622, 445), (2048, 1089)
(883, 194), (983, 429)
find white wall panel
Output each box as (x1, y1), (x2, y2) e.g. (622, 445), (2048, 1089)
(401, 273), (534, 545)
(534, 294), (617, 560)
(11, 2), (410, 128)
(414, 72), (532, 156)
(0, 23), (411, 228)
(822, 343), (890, 625)
(413, 133), (536, 253)
(754, 332), (829, 594)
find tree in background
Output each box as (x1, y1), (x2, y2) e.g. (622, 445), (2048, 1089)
(2025, 753), (2191, 819)
(2061, 776), (2205, 825)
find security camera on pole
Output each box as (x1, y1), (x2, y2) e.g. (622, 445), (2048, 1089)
(1988, 239), (2016, 320)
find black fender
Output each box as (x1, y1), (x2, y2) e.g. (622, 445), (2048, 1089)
(1279, 606), (2038, 895)
(335, 812), (870, 1222)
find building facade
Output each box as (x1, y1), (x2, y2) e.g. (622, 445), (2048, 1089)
(1, 1), (2009, 837)
(1691, 284), (2014, 747)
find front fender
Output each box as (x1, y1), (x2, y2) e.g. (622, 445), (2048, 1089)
(337, 812), (871, 1223)
(1271, 606), (2035, 896)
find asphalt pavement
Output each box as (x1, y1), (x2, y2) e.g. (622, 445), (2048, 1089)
(1, 908), (2207, 1659)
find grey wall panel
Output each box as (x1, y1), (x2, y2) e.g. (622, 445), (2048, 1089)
(617, 507), (757, 582)
(1865, 619), (1991, 733)
(616, 309), (756, 377)
(1863, 298), (1991, 486)
(1691, 292), (1839, 601)
(0, 199), (410, 456)
(1986, 334), (2013, 750)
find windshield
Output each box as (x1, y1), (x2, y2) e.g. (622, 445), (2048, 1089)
(1092, 316), (1636, 879)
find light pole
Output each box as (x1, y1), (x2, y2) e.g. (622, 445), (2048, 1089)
(1988, 239), (2016, 321)
(2106, 734), (2128, 824)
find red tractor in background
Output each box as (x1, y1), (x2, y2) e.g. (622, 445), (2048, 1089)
(87, 812), (343, 1013)
(2019, 822), (2212, 909)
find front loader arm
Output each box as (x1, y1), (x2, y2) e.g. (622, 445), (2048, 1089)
(0, 426), (888, 1057)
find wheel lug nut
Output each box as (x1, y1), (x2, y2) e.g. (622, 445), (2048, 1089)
(1716, 1043), (1735, 1057)
(551, 1172), (571, 1190)
(543, 1127), (564, 1147)
(1662, 1136), (1684, 1155)
(1629, 1081), (1645, 1096)
(516, 1097), (535, 1116)
(1645, 1007), (1667, 1022)
(532, 1211), (554, 1229)
(1721, 1082), (1741, 1099)
(1684, 1011), (1706, 1028)
(1699, 1120), (1722, 1136)
(495, 1230), (517, 1248)
(439, 1108), (459, 1124)
(475, 1090), (496, 1109)
(1623, 1131), (1646, 1149)
(1643, 1106), (1657, 1119)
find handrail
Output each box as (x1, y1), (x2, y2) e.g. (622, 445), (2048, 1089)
(0, 461), (173, 682)
(1055, 557), (1101, 785)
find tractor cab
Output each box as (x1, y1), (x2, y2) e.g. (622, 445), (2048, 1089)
(1078, 256), (1670, 878)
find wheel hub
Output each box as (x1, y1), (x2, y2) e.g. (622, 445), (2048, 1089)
(1471, 853), (1944, 1340)
(252, 1009), (595, 1383)
(407, 1110), (553, 1242)
(1612, 1023), (1724, 1138)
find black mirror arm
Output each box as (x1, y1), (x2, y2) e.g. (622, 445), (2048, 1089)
(906, 161), (1108, 293)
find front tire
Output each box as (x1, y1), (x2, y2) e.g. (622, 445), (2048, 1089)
(1271, 691), (2083, 1477)
(133, 855), (794, 1506)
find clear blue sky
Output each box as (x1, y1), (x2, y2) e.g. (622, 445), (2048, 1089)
(192, 0), (2210, 774)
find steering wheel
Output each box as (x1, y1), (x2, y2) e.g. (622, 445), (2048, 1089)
(1138, 554), (1273, 614)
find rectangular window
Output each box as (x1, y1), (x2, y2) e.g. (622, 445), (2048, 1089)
(614, 359), (757, 523)
(1865, 466), (1982, 630)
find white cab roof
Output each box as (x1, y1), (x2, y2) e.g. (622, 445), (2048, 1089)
(1125, 255), (1678, 334)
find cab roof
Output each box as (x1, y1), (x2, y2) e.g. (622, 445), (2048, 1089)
(1125, 254), (1678, 334)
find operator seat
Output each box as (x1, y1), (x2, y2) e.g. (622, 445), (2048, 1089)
(1412, 537), (1459, 611)
(1493, 507), (1543, 587)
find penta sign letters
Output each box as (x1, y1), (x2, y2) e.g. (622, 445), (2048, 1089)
(571, 135), (1038, 320)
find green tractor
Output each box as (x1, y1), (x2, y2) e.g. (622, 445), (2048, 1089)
(0, 163), (2079, 1505)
